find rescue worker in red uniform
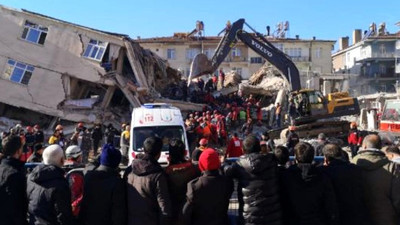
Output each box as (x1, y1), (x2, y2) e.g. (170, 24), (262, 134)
(225, 133), (243, 158)
(348, 122), (363, 157)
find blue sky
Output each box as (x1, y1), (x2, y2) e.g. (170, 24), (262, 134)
(1, 0), (399, 51)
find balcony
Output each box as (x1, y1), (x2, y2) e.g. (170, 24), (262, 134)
(371, 52), (396, 58)
(290, 56), (310, 62)
(223, 56), (248, 62)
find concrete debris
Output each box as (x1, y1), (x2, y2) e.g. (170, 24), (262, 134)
(223, 71), (242, 88)
(239, 64), (287, 96)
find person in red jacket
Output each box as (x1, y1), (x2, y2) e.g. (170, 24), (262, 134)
(225, 133), (243, 158)
(348, 122), (362, 157)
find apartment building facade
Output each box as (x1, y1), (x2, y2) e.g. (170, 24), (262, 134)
(137, 31), (335, 89)
(332, 25), (400, 95)
(0, 5), (180, 126)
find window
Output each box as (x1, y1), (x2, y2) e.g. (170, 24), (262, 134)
(347, 52), (351, 62)
(2, 59), (34, 85)
(236, 68), (242, 75)
(379, 64), (386, 74)
(250, 57), (263, 64)
(21, 20), (48, 45)
(186, 48), (200, 60)
(284, 48), (302, 57)
(315, 48), (322, 58)
(204, 48), (214, 59)
(232, 47), (241, 57)
(83, 39), (107, 61)
(380, 44), (386, 55)
(167, 48), (176, 60)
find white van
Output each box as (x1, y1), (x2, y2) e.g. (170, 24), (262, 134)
(129, 103), (189, 165)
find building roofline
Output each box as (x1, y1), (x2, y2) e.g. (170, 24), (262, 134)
(332, 33), (400, 57)
(21, 9), (130, 38)
(136, 35), (336, 44)
(0, 5), (130, 39)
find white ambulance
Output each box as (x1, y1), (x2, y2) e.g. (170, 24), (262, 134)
(129, 103), (189, 165)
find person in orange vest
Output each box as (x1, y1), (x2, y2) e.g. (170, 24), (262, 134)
(225, 133), (243, 158)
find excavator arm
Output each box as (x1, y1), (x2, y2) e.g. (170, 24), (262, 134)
(189, 18), (301, 91)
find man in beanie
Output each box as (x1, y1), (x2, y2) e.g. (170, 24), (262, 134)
(125, 137), (172, 225)
(27, 144), (75, 225)
(80, 143), (126, 225)
(224, 135), (282, 225)
(182, 148), (233, 225)
(0, 135), (28, 225)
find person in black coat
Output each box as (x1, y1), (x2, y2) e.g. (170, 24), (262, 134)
(79, 144), (126, 225)
(124, 137), (172, 225)
(281, 142), (339, 225)
(321, 144), (371, 225)
(27, 144), (75, 225)
(224, 135), (282, 225)
(182, 148), (233, 225)
(91, 124), (103, 156)
(0, 135), (28, 225)
(165, 139), (200, 225)
(286, 126), (299, 155)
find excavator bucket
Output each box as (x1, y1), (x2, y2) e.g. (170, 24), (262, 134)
(187, 53), (213, 86)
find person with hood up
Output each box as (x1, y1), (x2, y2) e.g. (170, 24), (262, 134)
(0, 135), (28, 225)
(125, 136), (172, 225)
(27, 144), (75, 225)
(224, 135), (282, 225)
(351, 134), (400, 225)
(281, 142), (339, 225)
(79, 144), (126, 225)
(182, 148), (233, 225)
(165, 139), (200, 225)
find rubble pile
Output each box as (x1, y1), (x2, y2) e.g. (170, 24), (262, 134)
(125, 40), (181, 96)
(240, 64), (287, 96)
(223, 71), (242, 88)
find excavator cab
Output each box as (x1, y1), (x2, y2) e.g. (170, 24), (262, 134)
(291, 90), (359, 124)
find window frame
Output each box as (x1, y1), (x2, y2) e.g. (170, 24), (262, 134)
(21, 20), (48, 45)
(83, 39), (108, 61)
(167, 48), (176, 60)
(2, 59), (34, 85)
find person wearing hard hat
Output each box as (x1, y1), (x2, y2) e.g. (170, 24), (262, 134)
(64, 145), (84, 218)
(348, 122), (362, 157)
(191, 138), (208, 163)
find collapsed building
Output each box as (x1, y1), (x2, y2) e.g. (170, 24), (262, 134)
(0, 5), (202, 129)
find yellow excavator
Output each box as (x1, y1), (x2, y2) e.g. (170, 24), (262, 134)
(188, 19), (359, 137)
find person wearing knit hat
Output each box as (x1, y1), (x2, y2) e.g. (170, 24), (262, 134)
(80, 143), (126, 225)
(198, 148), (221, 172)
(100, 143), (122, 168)
(182, 148), (233, 225)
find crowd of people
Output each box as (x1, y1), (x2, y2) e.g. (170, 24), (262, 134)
(1, 124), (400, 225)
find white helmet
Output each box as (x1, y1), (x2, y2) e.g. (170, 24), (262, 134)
(65, 145), (82, 159)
